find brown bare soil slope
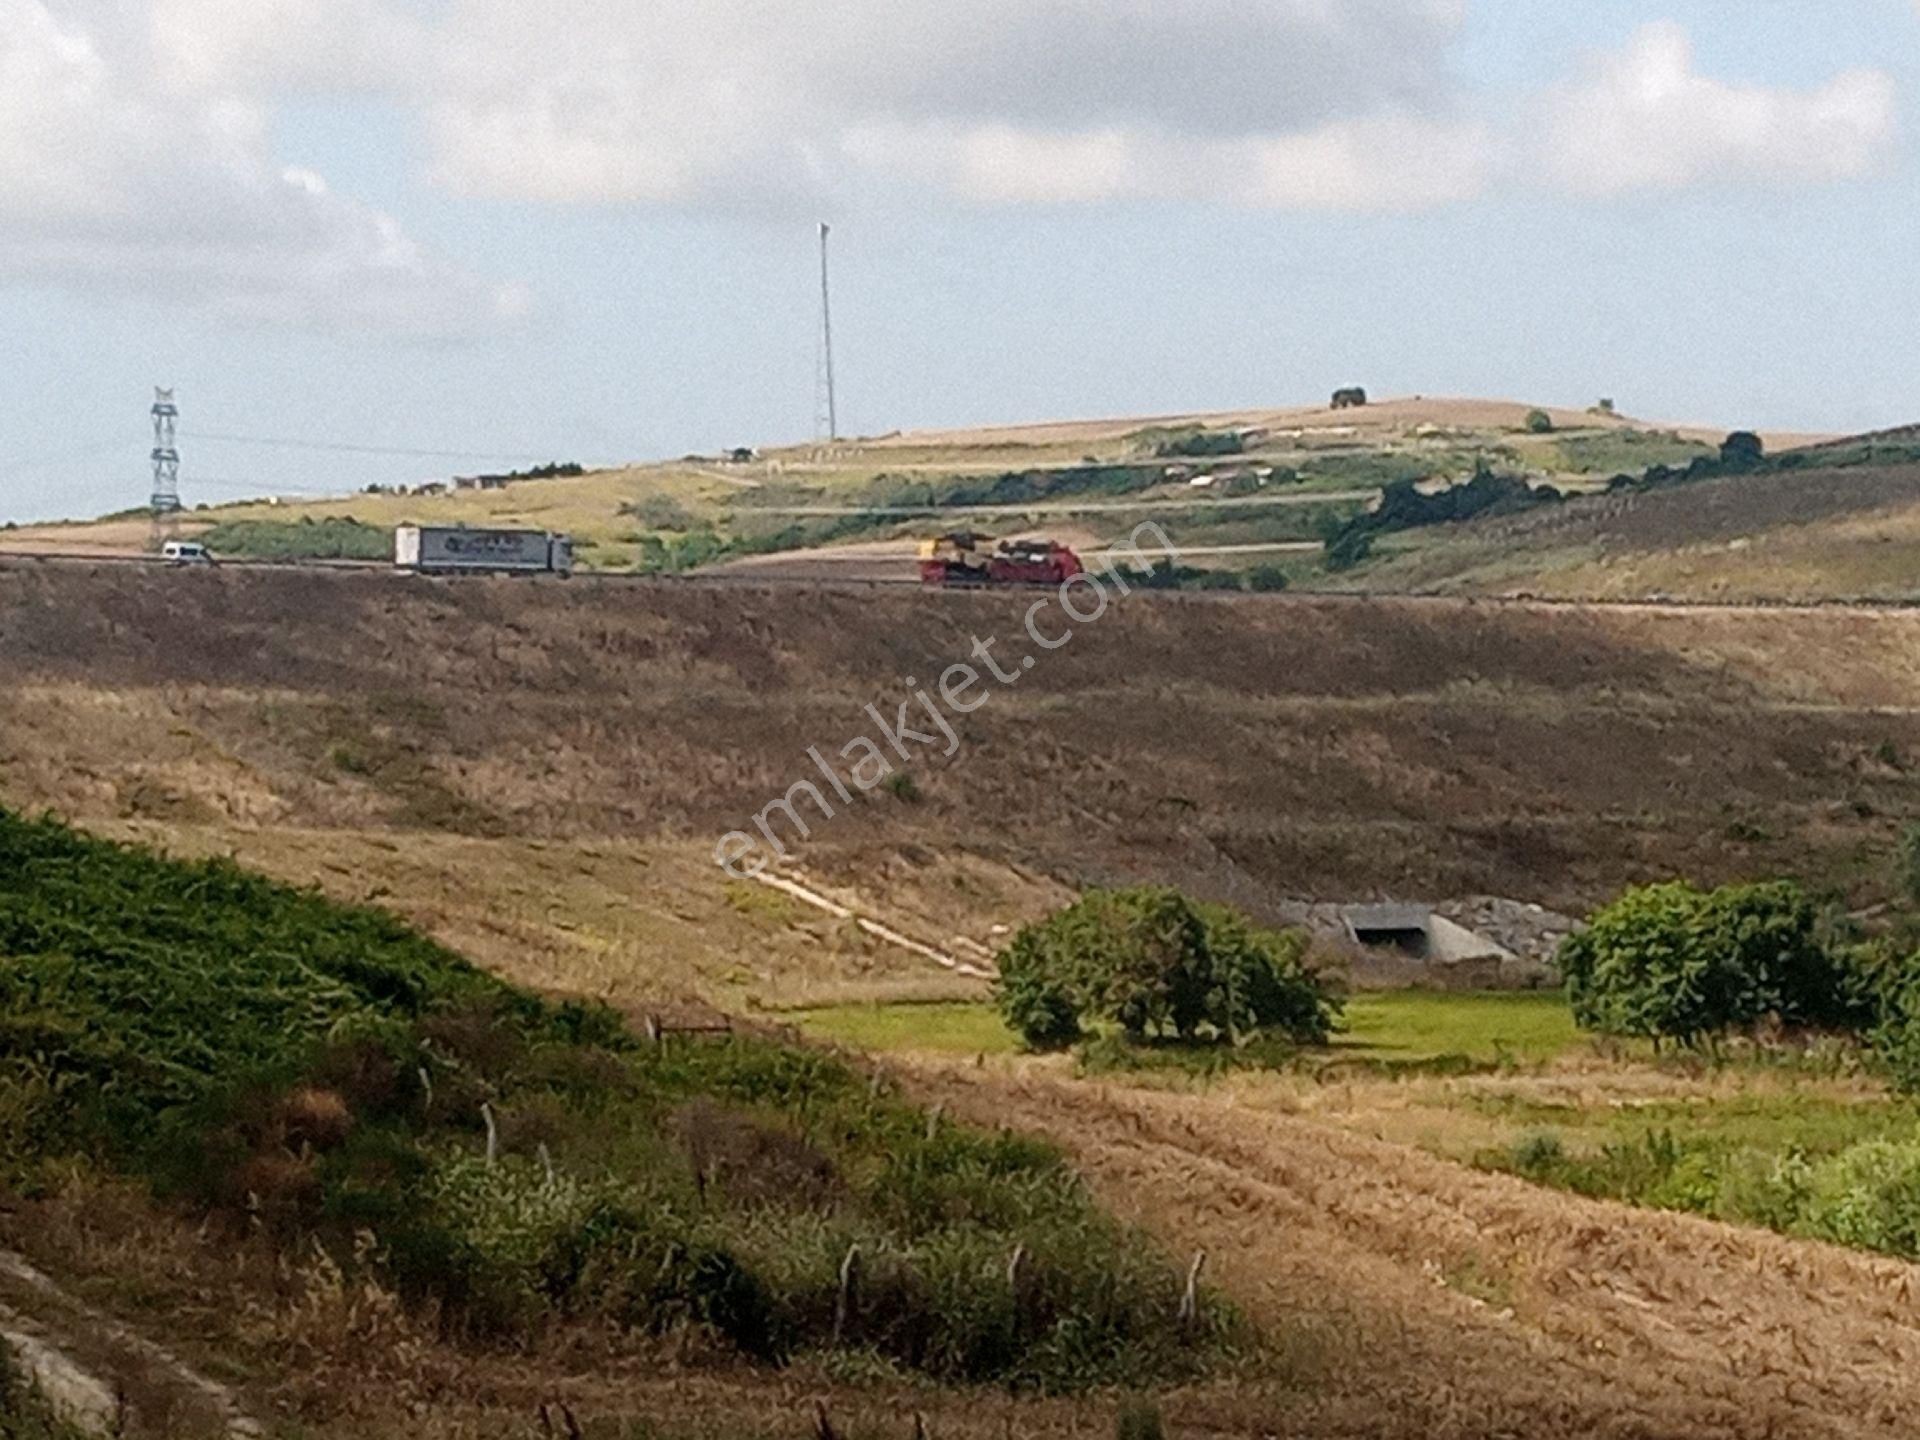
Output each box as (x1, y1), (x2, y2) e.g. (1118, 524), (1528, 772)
(915, 1063), (1920, 1439)
(5, 562), (1920, 923)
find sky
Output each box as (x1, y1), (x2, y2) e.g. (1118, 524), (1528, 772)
(2, 0), (1919, 523)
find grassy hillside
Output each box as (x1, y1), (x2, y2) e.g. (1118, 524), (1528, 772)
(0, 808), (1235, 1421)
(1321, 460), (1920, 601)
(4, 396), (1819, 586)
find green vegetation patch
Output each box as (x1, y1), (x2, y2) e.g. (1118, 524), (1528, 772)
(0, 811), (1237, 1390)
(1484, 1096), (1920, 1260)
(1542, 430), (1713, 477)
(795, 1003), (1018, 1057)
(1337, 991), (1581, 1067)
(198, 516), (392, 561)
(1492, 850), (1920, 1262)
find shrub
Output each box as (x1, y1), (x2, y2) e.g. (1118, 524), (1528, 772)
(993, 888), (1339, 1051)
(1720, 431), (1766, 471)
(1245, 564), (1291, 593)
(1525, 409), (1555, 434)
(1152, 429), (1245, 459)
(199, 517), (391, 561)
(1321, 527), (1373, 572)
(1560, 880), (1848, 1046)
(621, 495), (698, 532)
(1865, 956), (1920, 1093)
(1320, 462), (1559, 573)
(1798, 1141), (1920, 1258)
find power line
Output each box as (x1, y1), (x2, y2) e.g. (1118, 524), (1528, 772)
(181, 476), (346, 494)
(182, 430), (550, 463)
(0, 438), (136, 479)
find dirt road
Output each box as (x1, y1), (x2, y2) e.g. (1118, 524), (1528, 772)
(911, 1065), (1920, 1439)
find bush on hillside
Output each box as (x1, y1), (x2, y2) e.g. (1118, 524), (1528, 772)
(198, 516), (391, 561)
(1317, 462), (1558, 574)
(1152, 429), (1246, 459)
(1322, 527), (1374, 572)
(1559, 881), (1853, 1046)
(994, 887), (1339, 1052)
(1525, 409), (1555, 434)
(1720, 431), (1766, 471)
(621, 495), (698, 532)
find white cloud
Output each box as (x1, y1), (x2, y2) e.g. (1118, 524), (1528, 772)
(0, 0), (525, 336)
(1540, 21), (1898, 197)
(0, 0), (1903, 299)
(416, 0), (1488, 211)
(150, 0), (428, 96)
(847, 112), (1493, 211)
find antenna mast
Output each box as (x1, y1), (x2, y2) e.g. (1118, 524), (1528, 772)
(815, 222), (838, 443)
(149, 387), (181, 549)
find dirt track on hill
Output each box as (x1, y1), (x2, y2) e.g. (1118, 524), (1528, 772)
(911, 1065), (1920, 1439)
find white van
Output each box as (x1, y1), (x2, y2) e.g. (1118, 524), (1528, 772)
(161, 541), (213, 567)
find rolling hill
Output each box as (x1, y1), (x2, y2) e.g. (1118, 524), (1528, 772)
(1, 395), (1828, 590)
(1331, 458), (1920, 602)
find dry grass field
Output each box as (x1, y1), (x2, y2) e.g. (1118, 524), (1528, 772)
(10, 561), (1920, 1437)
(7, 562), (1920, 923)
(1334, 461), (1920, 602)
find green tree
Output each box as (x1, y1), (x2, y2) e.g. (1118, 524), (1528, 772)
(1720, 431), (1766, 471)
(1525, 408), (1555, 434)
(1561, 880), (1843, 1046)
(993, 888), (1338, 1051)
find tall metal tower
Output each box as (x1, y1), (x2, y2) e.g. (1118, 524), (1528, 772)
(149, 387), (181, 547)
(814, 222), (839, 443)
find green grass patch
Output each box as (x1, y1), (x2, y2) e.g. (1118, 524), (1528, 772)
(198, 516), (392, 561)
(793, 1002), (1017, 1057)
(1335, 991), (1581, 1066)
(1539, 431), (1714, 477)
(797, 992), (1583, 1072)
(1483, 1091), (1920, 1259)
(0, 811), (1238, 1390)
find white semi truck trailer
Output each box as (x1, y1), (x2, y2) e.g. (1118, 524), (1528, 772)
(394, 525), (574, 576)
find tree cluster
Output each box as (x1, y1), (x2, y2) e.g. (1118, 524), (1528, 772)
(1560, 857), (1920, 1094)
(1560, 881), (1858, 1048)
(994, 887), (1340, 1052)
